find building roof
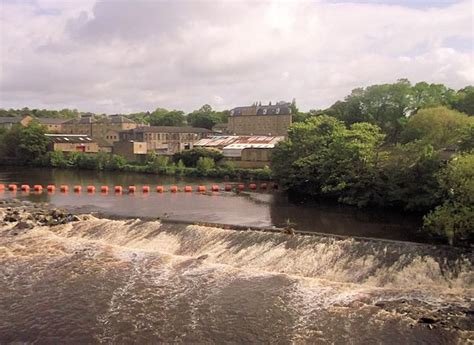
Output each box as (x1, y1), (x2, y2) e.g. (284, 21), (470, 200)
(45, 134), (96, 144)
(123, 126), (212, 134)
(194, 136), (240, 147)
(230, 103), (291, 116)
(36, 117), (69, 125)
(0, 116), (25, 124)
(222, 136), (285, 157)
(102, 115), (136, 124)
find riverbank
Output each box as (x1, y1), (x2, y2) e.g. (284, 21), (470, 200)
(0, 200), (472, 343)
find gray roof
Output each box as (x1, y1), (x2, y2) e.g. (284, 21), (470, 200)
(0, 116), (24, 124)
(231, 103), (291, 116)
(123, 126), (212, 134)
(36, 117), (69, 124)
(45, 134), (96, 144)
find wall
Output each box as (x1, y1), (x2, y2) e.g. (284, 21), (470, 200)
(52, 142), (99, 153)
(113, 141), (147, 162)
(227, 114), (291, 136)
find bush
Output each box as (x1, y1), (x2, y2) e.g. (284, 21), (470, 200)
(423, 153), (474, 245)
(196, 157), (215, 174)
(173, 147), (223, 167)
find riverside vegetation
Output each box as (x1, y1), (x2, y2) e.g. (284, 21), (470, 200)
(0, 80), (473, 245)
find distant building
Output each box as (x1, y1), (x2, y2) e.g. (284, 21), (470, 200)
(227, 102), (292, 136)
(0, 115), (32, 129)
(118, 126), (213, 155)
(63, 114), (138, 138)
(113, 141), (147, 162)
(45, 134), (99, 153)
(36, 118), (69, 133)
(195, 135), (284, 168)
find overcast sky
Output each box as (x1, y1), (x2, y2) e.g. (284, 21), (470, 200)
(0, 0), (472, 114)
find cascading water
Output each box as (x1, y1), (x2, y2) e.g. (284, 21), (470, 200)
(0, 212), (472, 343)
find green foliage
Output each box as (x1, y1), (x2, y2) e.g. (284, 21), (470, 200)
(452, 86), (474, 116)
(272, 116), (386, 207)
(187, 104), (221, 129)
(49, 151), (68, 168)
(458, 123), (474, 152)
(380, 142), (442, 211)
(173, 147), (223, 167)
(196, 157), (216, 174)
(423, 153), (474, 245)
(1, 123), (50, 162)
(147, 108), (186, 126)
(401, 106), (472, 148)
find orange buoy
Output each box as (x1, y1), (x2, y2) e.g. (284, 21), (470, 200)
(272, 183), (279, 189)
(197, 185), (206, 192)
(184, 186), (192, 192)
(224, 184), (232, 191)
(46, 185), (55, 192)
(74, 185), (82, 193)
(0, 184), (4, 191)
(156, 186), (164, 193)
(21, 184), (30, 192)
(142, 186), (150, 193)
(249, 183), (257, 190)
(260, 183), (268, 190)
(170, 185), (178, 193)
(237, 184), (245, 191)
(34, 185), (43, 192)
(87, 186), (96, 193)
(211, 185), (219, 192)
(100, 186), (109, 193)
(8, 184), (17, 191)
(114, 186), (122, 193)
(128, 186), (136, 193)
(60, 185), (68, 193)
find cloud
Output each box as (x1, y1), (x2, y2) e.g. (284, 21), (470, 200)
(0, 0), (472, 113)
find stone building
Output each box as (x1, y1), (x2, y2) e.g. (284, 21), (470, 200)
(118, 126), (212, 155)
(113, 141), (147, 162)
(0, 116), (32, 129)
(63, 114), (138, 138)
(227, 102), (292, 136)
(45, 134), (99, 153)
(36, 118), (69, 133)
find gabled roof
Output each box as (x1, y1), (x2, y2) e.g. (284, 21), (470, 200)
(123, 126), (212, 134)
(36, 117), (69, 125)
(45, 134), (96, 144)
(0, 116), (25, 124)
(230, 103), (291, 116)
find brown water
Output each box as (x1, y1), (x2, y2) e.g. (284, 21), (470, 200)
(0, 213), (472, 343)
(0, 166), (424, 242)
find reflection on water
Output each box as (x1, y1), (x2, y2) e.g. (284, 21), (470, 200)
(0, 166), (423, 242)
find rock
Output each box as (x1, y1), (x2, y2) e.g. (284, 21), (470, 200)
(375, 302), (386, 308)
(14, 221), (34, 230)
(418, 317), (438, 324)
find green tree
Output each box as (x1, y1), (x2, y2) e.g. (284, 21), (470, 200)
(452, 86), (474, 116)
(147, 108), (186, 126)
(401, 106), (473, 148)
(17, 123), (49, 161)
(272, 116), (386, 206)
(173, 147), (223, 167)
(196, 156), (215, 174)
(187, 104), (220, 129)
(423, 153), (474, 245)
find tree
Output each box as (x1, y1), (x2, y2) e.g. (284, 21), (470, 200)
(452, 86), (474, 116)
(401, 106), (473, 148)
(173, 147), (223, 167)
(423, 153), (474, 245)
(196, 156), (215, 173)
(187, 104), (220, 129)
(16, 123), (49, 161)
(272, 116), (386, 207)
(147, 108), (186, 126)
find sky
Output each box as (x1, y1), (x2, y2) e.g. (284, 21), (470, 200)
(0, 0), (472, 114)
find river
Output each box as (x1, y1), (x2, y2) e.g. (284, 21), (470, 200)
(0, 167), (472, 344)
(0, 166), (424, 242)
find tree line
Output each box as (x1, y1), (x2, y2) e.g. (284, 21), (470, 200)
(271, 81), (473, 246)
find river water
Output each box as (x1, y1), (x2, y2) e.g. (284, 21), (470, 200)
(0, 166), (424, 242)
(0, 167), (472, 343)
